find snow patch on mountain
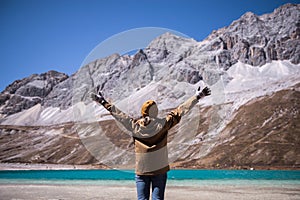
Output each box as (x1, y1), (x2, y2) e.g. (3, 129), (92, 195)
(1, 104), (42, 126)
(226, 60), (300, 92)
(224, 60), (300, 112)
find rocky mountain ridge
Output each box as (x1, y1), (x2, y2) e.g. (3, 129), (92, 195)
(0, 3), (299, 169)
(204, 3), (299, 68)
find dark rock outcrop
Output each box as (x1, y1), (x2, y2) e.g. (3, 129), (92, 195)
(0, 70), (68, 116)
(205, 3), (299, 69)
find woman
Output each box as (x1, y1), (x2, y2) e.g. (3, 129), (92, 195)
(91, 85), (211, 200)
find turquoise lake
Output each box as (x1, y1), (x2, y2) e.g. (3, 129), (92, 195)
(0, 169), (299, 186)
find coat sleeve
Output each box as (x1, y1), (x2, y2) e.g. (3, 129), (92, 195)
(102, 101), (136, 132)
(165, 95), (199, 129)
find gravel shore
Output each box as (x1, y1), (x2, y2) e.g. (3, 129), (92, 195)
(0, 183), (299, 200)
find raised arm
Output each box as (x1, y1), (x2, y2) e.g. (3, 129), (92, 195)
(165, 86), (211, 129)
(179, 86), (211, 116)
(91, 89), (136, 132)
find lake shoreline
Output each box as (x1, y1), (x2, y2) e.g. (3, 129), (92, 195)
(0, 162), (299, 171)
(0, 162), (106, 170)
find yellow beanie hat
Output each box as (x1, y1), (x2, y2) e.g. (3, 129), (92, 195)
(141, 100), (158, 117)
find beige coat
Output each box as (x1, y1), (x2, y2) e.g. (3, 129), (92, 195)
(102, 95), (199, 175)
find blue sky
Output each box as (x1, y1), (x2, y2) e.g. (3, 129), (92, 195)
(0, 0), (298, 91)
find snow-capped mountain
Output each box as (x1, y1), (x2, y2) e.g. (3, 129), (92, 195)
(0, 3), (299, 169)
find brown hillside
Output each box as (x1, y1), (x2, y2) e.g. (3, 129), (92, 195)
(177, 86), (300, 169)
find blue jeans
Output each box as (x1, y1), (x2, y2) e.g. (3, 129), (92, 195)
(135, 173), (167, 200)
